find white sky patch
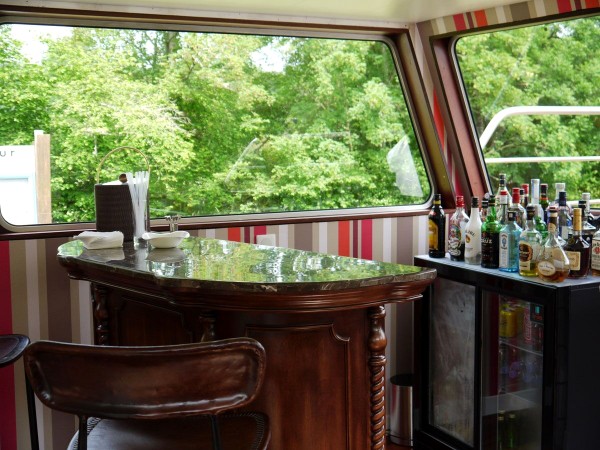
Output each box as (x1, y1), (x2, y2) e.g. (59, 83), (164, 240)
(9, 24), (72, 64)
(251, 41), (290, 73)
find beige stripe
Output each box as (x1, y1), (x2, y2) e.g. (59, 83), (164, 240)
(36, 240), (49, 342)
(434, 17), (446, 34)
(486, 7), (499, 25)
(543, 0), (559, 15)
(77, 281), (93, 345)
(444, 15), (455, 32)
(326, 222), (338, 255)
(9, 241), (28, 335)
(277, 224), (289, 248)
(533, 0), (547, 18)
(372, 219), (384, 262)
(214, 228), (229, 240)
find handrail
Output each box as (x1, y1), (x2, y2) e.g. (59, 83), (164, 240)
(479, 105), (600, 149)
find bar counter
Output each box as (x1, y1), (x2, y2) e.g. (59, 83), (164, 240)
(58, 237), (435, 450)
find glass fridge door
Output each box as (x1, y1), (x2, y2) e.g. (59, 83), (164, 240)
(428, 277), (476, 446)
(481, 292), (543, 450)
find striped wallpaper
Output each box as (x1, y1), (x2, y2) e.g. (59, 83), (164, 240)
(0, 0), (597, 448)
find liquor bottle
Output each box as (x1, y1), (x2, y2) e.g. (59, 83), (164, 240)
(538, 207), (570, 282)
(428, 194), (446, 258)
(497, 189), (510, 225)
(540, 183), (550, 223)
(553, 182), (566, 207)
(510, 187), (526, 228)
(518, 205), (542, 277)
(481, 198), (489, 222)
(578, 199), (595, 245)
(520, 183), (529, 209)
(591, 223), (600, 276)
(506, 412), (518, 449)
(481, 194), (501, 269)
(496, 173), (507, 199)
(557, 191), (572, 242)
(581, 192), (597, 231)
(465, 197), (482, 265)
(497, 413), (506, 449)
(448, 195), (469, 261)
(564, 208), (590, 278)
(499, 210), (522, 273)
(529, 179), (547, 239)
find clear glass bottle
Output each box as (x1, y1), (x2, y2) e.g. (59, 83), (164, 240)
(448, 195), (469, 261)
(557, 191), (572, 242)
(591, 223), (600, 276)
(578, 199), (596, 246)
(481, 194), (501, 269)
(564, 208), (590, 278)
(553, 182), (566, 207)
(521, 183), (529, 209)
(518, 205), (542, 277)
(510, 187), (526, 228)
(481, 198), (489, 222)
(499, 210), (522, 273)
(538, 207), (570, 282)
(428, 193), (446, 258)
(464, 196), (482, 265)
(496, 173), (507, 199)
(497, 189), (510, 226)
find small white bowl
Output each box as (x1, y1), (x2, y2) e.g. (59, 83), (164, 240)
(142, 231), (190, 249)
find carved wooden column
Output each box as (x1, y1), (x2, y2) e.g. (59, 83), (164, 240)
(91, 283), (110, 345)
(368, 305), (387, 450)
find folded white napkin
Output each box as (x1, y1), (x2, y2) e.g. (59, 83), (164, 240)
(75, 231), (124, 250)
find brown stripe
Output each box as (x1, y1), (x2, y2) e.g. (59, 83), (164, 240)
(510, 2), (532, 21)
(45, 237), (72, 343)
(8, 241), (28, 334)
(396, 217), (414, 265)
(294, 223), (313, 251)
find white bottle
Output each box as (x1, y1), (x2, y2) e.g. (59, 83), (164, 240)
(465, 196), (482, 265)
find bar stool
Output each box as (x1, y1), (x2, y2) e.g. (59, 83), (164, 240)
(0, 334), (39, 450)
(24, 337), (269, 450)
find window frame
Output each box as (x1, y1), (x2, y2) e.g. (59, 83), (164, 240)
(421, 9), (600, 208)
(0, 8), (447, 238)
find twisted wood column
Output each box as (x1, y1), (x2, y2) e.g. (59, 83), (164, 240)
(368, 305), (387, 450)
(91, 284), (110, 345)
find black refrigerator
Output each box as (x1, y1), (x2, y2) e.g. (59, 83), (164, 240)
(413, 255), (600, 450)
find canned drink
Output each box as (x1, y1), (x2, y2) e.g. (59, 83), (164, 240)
(499, 307), (517, 338)
(523, 303), (532, 343)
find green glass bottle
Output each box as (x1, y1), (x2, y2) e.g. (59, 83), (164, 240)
(481, 194), (501, 268)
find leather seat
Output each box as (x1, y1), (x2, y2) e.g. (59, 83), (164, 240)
(24, 337), (269, 450)
(0, 334), (39, 450)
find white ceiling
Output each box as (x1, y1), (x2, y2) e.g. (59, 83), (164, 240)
(6, 0), (524, 27)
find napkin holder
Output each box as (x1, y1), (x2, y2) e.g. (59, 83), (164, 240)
(94, 147), (150, 241)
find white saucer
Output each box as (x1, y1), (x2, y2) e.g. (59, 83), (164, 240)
(142, 231), (190, 248)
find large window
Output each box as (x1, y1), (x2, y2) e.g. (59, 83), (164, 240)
(455, 16), (600, 204)
(0, 22), (430, 226)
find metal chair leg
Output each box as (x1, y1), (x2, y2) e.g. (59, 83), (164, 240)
(25, 372), (39, 450)
(210, 415), (222, 450)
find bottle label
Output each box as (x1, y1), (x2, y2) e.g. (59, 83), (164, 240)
(592, 239), (600, 270)
(565, 250), (581, 271)
(499, 232), (509, 268)
(428, 219), (439, 251)
(481, 231), (499, 266)
(448, 224), (462, 256)
(518, 241), (537, 270)
(538, 260), (556, 276)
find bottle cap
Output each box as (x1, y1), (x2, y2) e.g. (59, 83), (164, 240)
(521, 183), (529, 194)
(540, 183), (548, 194)
(526, 204), (535, 219)
(433, 193), (441, 203)
(511, 187), (520, 203)
(555, 182), (566, 192)
(582, 192), (591, 201)
(455, 195), (464, 207)
(488, 194), (496, 206)
(471, 196), (479, 207)
(507, 210), (516, 221)
(558, 191), (568, 205)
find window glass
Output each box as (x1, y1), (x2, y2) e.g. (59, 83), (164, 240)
(455, 16), (600, 205)
(0, 23), (430, 225)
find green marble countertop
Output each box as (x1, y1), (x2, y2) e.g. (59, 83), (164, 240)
(58, 236), (435, 294)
